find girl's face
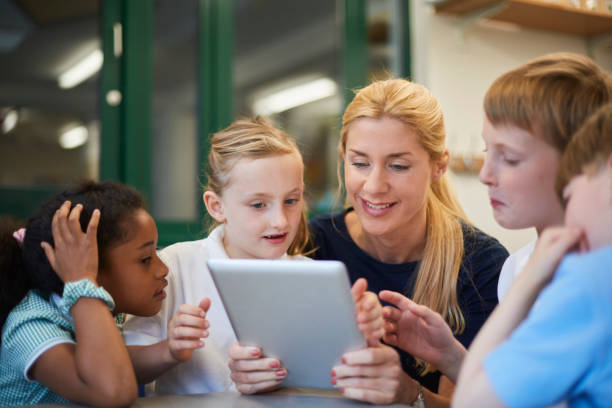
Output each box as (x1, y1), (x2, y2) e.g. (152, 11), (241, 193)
(563, 159), (612, 252)
(344, 116), (444, 239)
(205, 152), (304, 259)
(97, 208), (168, 316)
(479, 117), (564, 233)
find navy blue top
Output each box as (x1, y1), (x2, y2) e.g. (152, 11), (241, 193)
(308, 209), (508, 393)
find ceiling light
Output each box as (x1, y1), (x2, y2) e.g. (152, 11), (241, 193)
(59, 125), (88, 149)
(2, 109), (18, 134)
(58, 49), (103, 89)
(253, 77), (338, 116)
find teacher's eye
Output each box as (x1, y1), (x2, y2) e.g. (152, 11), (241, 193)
(250, 202), (265, 209)
(389, 163), (409, 171)
(351, 161), (369, 168)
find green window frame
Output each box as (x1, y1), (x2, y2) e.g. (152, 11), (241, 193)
(1, 0), (411, 247)
(99, 0), (234, 247)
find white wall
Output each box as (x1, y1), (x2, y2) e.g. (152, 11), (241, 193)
(411, 1), (612, 252)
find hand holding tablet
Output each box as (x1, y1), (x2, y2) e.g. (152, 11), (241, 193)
(208, 259), (367, 391)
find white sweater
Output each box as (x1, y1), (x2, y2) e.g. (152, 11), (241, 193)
(123, 225), (305, 395)
(497, 238), (536, 302)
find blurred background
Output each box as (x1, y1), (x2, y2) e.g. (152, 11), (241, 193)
(1, 0), (611, 249)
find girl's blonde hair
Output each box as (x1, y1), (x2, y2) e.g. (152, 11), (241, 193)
(339, 79), (469, 371)
(204, 116), (310, 256)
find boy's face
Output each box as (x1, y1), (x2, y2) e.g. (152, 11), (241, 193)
(479, 117), (564, 233)
(208, 153), (304, 259)
(563, 159), (612, 252)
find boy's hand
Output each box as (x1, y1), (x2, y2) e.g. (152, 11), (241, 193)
(523, 226), (584, 289)
(41, 201), (100, 284)
(351, 278), (384, 347)
(380, 290), (465, 382)
(167, 298), (211, 363)
(228, 343), (286, 394)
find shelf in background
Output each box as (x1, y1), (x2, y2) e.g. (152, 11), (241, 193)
(434, 0), (612, 37)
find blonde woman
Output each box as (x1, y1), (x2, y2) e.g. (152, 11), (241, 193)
(309, 78), (508, 406)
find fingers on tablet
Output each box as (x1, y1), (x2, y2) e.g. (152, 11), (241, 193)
(230, 368), (286, 384)
(229, 357), (282, 372)
(229, 343), (262, 359)
(340, 345), (400, 367)
(331, 350), (401, 404)
(230, 360), (287, 395)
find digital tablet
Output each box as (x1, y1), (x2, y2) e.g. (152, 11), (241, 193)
(207, 259), (366, 390)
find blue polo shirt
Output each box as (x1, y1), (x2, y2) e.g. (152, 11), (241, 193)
(485, 245), (612, 408)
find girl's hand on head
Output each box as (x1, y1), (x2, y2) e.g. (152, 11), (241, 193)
(41, 201), (100, 284)
(330, 344), (404, 405)
(379, 290), (465, 382)
(228, 342), (286, 394)
(168, 298), (211, 363)
(351, 278), (384, 347)
(524, 226), (584, 289)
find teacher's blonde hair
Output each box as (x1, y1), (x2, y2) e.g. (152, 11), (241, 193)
(339, 79), (469, 372)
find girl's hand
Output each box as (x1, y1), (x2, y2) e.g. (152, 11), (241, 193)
(228, 343), (286, 394)
(351, 278), (384, 346)
(168, 298), (211, 363)
(41, 201), (100, 284)
(330, 344), (404, 404)
(380, 290), (465, 382)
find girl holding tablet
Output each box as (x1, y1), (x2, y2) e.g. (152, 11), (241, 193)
(123, 117), (387, 397)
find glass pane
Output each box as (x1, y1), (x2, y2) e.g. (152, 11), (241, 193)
(234, 0), (342, 214)
(151, 0), (199, 220)
(367, 0), (403, 79)
(0, 0), (100, 187)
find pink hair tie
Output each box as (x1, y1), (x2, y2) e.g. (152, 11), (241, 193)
(13, 228), (26, 247)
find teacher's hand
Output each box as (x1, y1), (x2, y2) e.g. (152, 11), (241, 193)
(330, 344), (407, 404)
(228, 343), (286, 394)
(351, 278), (384, 346)
(380, 290), (465, 382)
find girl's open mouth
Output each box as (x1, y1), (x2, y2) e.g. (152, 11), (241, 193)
(264, 233), (288, 244)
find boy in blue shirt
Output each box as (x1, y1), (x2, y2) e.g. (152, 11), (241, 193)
(454, 102), (612, 408)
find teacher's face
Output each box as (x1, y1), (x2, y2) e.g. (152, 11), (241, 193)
(344, 116), (438, 238)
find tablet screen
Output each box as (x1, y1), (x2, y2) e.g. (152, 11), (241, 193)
(207, 259), (366, 390)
